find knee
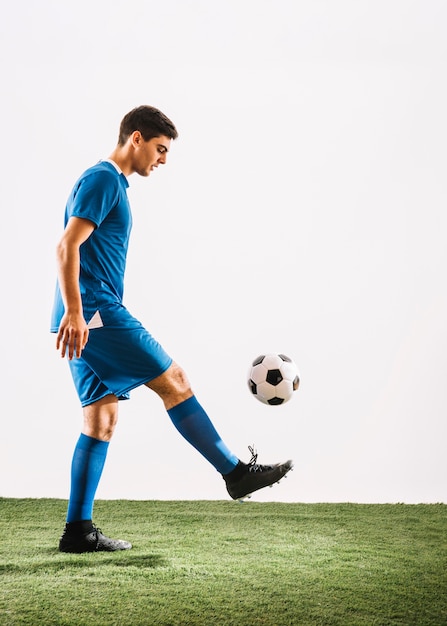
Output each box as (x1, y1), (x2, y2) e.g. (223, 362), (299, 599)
(168, 363), (191, 395)
(92, 418), (117, 442)
(83, 396), (119, 442)
(83, 420), (116, 442)
(145, 361), (193, 408)
(83, 416), (117, 442)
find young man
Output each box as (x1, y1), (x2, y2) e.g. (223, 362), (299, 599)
(51, 106), (293, 553)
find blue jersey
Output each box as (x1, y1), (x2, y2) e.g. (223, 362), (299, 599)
(51, 161), (132, 332)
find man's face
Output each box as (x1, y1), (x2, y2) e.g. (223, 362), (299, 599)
(132, 134), (171, 177)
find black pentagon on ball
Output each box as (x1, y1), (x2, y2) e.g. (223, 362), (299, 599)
(268, 397), (285, 405)
(266, 368), (283, 386)
(293, 375), (300, 391)
(248, 379), (257, 395)
(252, 355), (265, 367)
(278, 354), (292, 363)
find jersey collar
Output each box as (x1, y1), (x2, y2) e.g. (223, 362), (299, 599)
(102, 158), (123, 174)
(101, 159), (129, 188)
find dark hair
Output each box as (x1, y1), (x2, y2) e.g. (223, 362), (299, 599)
(118, 105), (178, 145)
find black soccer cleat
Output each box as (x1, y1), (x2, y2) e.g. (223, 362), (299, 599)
(59, 523), (132, 553)
(223, 446), (293, 500)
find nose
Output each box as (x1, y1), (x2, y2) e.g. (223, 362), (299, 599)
(158, 152), (167, 165)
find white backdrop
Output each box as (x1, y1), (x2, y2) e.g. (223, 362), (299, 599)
(1, 0), (446, 503)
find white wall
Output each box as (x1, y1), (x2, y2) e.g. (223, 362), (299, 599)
(1, 0), (446, 503)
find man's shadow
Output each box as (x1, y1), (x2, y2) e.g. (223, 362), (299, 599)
(0, 551), (169, 574)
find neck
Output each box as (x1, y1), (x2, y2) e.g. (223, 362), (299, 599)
(108, 147), (134, 177)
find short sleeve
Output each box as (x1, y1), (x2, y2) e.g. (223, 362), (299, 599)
(68, 170), (120, 228)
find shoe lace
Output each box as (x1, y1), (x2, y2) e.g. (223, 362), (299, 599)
(248, 445), (258, 465)
(91, 523), (102, 543)
(247, 445), (274, 473)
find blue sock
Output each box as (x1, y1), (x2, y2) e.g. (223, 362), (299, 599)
(66, 433), (109, 523)
(167, 396), (239, 475)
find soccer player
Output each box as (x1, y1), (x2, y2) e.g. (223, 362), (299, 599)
(51, 106), (293, 553)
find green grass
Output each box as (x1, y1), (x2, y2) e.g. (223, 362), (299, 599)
(0, 499), (446, 625)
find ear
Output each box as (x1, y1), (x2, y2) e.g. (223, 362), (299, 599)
(130, 130), (143, 148)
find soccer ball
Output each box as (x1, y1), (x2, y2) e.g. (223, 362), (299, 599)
(248, 353), (300, 405)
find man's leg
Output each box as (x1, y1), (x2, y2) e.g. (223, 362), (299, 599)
(167, 395), (239, 474)
(59, 395), (131, 553)
(146, 363), (293, 499)
(145, 363), (238, 473)
(66, 433), (109, 523)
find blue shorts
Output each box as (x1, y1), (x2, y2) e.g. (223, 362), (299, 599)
(68, 303), (173, 406)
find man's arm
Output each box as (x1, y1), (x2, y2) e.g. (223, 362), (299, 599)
(56, 216), (96, 360)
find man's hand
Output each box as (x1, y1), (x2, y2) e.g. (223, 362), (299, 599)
(56, 312), (89, 360)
